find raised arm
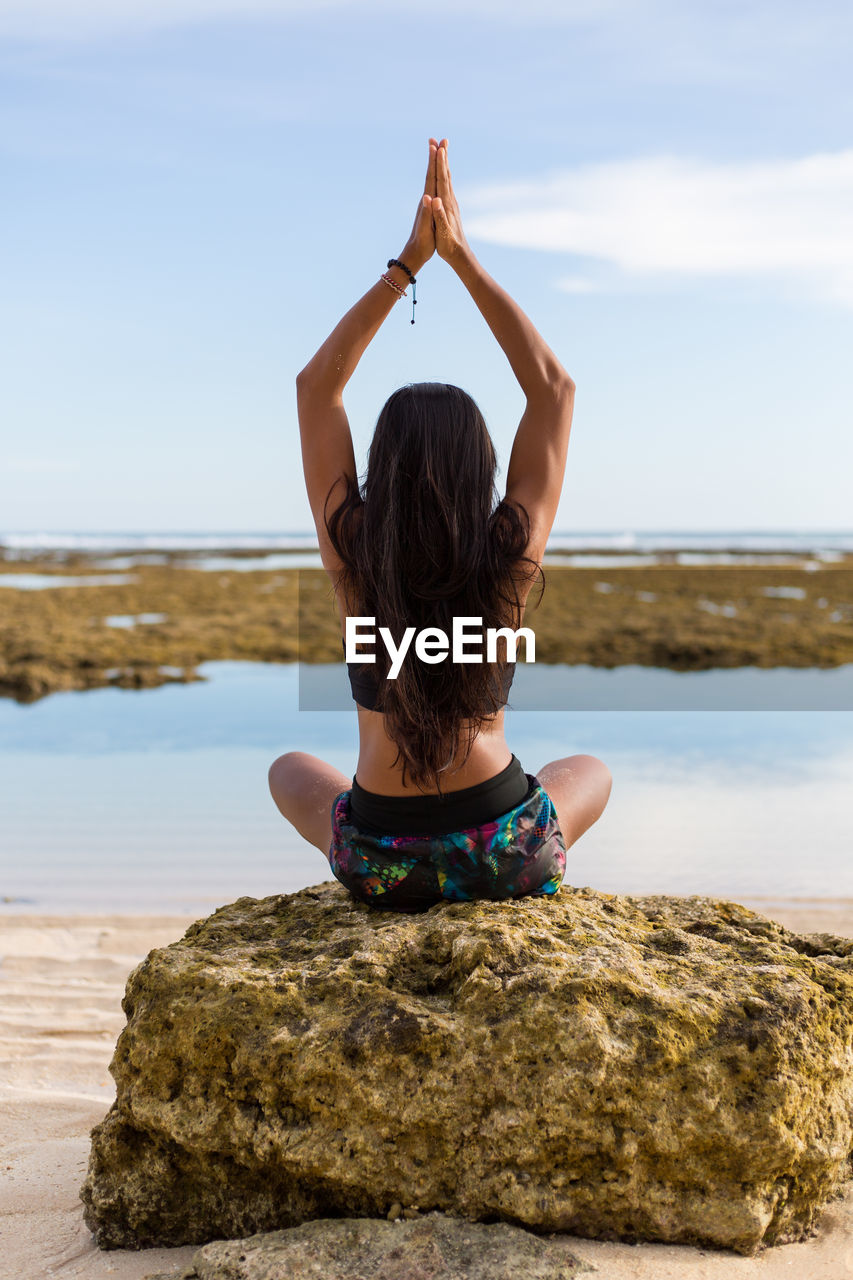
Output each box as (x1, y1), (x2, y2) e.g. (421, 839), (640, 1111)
(429, 139), (575, 565)
(296, 139), (439, 573)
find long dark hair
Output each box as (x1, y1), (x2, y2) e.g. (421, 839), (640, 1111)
(325, 382), (544, 793)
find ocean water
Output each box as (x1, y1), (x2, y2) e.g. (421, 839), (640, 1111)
(3, 528), (853, 554)
(301, 660), (853, 712)
(1, 661), (851, 915)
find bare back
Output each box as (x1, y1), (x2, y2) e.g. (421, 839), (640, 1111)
(332, 544), (544, 796)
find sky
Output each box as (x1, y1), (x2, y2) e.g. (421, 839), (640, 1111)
(2, 0), (853, 534)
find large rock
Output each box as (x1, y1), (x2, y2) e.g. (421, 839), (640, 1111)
(81, 883), (853, 1256)
(143, 1214), (594, 1280)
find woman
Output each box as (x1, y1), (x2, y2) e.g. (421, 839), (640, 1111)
(269, 137), (612, 912)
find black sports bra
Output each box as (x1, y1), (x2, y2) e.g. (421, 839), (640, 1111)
(342, 638), (516, 711)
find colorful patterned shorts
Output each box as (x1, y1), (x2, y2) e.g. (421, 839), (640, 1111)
(327, 776), (567, 913)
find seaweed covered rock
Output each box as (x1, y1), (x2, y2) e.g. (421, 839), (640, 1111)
(81, 883), (853, 1256)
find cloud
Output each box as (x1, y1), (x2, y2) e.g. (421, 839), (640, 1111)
(463, 150), (853, 307)
(556, 276), (606, 295)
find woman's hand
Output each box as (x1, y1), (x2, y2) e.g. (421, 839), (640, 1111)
(400, 138), (439, 274)
(427, 138), (473, 267)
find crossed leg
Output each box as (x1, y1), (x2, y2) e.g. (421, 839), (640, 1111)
(268, 752), (352, 855)
(534, 754), (613, 849)
(268, 750), (612, 858)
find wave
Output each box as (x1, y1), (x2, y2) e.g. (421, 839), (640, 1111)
(3, 529), (853, 555)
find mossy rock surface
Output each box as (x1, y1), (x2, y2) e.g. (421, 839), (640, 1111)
(81, 883), (853, 1256)
(4, 555), (853, 702)
(142, 1213), (594, 1280)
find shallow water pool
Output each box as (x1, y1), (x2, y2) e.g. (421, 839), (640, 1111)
(0, 661), (850, 914)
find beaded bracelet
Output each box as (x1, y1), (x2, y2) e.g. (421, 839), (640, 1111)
(385, 258), (417, 325)
(387, 257), (416, 284)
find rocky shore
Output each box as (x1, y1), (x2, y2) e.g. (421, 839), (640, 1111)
(4, 903), (852, 1280)
(1, 548), (852, 702)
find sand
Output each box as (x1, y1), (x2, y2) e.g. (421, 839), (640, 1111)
(1, 901), (851, 1280)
